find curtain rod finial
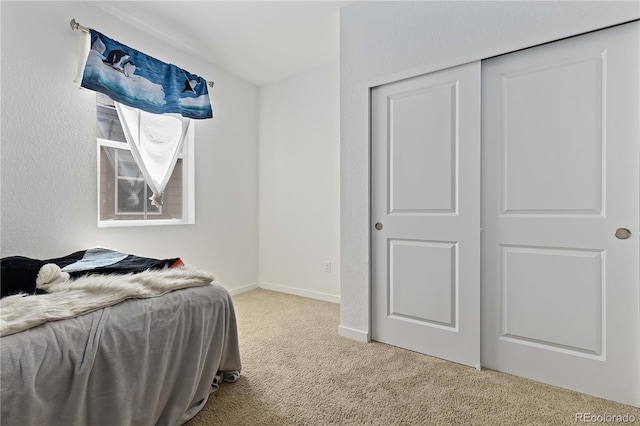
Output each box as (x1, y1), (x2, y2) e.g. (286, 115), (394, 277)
(70, 18), (89, 33)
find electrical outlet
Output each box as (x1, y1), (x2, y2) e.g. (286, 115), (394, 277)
(323, 261), (331, 273)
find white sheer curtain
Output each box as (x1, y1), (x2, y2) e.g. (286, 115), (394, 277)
(114, 102), (191, 208)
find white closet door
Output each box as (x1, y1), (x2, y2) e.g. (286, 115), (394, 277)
(482, 22), (639, 406)
(371, 62), (481, 368)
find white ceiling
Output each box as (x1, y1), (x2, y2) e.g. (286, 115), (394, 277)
(91, 1), (349, 87)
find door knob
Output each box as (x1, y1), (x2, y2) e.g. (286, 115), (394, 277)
(615, 228), (631, 240)
(375, 222), (383, 230)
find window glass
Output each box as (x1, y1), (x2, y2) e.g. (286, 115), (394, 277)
(96, 93), (192, 227)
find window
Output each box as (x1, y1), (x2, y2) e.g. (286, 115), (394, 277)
(96, 93), (194, 227)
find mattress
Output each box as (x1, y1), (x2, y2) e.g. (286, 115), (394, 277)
(0, 281), (241, 426)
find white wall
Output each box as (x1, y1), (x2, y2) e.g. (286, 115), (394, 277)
(0, 1), (259, 292)
(258, 63), (340, 302)
(339, 1), (640, 341)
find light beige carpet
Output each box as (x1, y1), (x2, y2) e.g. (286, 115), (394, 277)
(185, 289), (640, 425)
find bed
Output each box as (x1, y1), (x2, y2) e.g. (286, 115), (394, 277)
(0, 248), (242, 426)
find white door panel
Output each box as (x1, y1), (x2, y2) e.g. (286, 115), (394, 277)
(482, 22), (639, 406)
(371, 62), (481, 368)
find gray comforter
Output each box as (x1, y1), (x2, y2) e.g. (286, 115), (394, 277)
(0, 282), (241, 426)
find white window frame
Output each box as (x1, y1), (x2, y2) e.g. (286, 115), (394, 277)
(97, 124), (195, 228)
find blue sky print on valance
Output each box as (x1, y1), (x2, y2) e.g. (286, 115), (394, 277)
(81, 29), (212, 119)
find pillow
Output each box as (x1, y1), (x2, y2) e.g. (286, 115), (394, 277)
(1, 256), (47, 298)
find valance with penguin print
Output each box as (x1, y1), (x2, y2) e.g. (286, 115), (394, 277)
(81, 29), (212, 120)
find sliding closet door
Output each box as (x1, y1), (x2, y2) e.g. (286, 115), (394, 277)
(371, 62), (481, 368)
(482, 22), (639, 406)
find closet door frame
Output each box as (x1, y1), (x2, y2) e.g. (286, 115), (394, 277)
(367, 20), (640, 407)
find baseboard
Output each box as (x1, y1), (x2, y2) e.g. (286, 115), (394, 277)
(258, 282), (340, 304)
(338, 325), (369, 343)
(227, 282), (259, 296)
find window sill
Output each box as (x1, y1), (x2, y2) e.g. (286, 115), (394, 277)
(98, 218), (194, 228)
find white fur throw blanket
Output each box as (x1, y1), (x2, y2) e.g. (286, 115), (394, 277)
(0, 265), (215, 337)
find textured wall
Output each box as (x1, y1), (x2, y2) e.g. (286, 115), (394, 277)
(339, 1), (640, 340)
(0, 1), (259, 291)
(258, 63), (340, 302)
